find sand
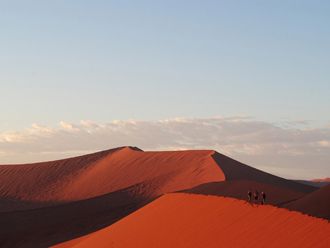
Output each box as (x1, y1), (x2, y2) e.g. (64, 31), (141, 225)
(54, 193), (330, 248)
(285, 184), (330, 219)
(0, 146), (324, 247)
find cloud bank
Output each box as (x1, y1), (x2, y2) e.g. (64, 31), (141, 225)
(0, 117), (329, 179)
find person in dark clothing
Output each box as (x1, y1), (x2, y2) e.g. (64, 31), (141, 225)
(261, 191), (266, 205)
(247, 190), (252, 202)
(254, 190), (259, 203)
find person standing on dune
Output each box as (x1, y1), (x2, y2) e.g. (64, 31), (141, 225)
(247, 190), (252, 202)
(261, 191), (266, 205)
(254, 190), (259, 204)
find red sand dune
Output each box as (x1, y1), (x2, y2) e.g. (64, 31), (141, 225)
(54, 193), (330, 248)
(0, 147), (224, 211)
(0, 146), (313, 211)
(285, 184), (330, 220)
(0, 146), (320, 247)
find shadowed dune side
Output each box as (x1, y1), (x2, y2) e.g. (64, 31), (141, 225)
(0, 183), (155, 248)
(212, 152), (316, 193)
(285, 184), (330, 220)
(54, 193), (330, 248)
(182, 180), (305, 205)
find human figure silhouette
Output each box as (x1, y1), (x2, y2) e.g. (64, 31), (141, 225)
(254, 190), (259, 203)
(247, 190), (252, 202)
(261, 191), (266, 205)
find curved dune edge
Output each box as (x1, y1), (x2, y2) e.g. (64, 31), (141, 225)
(54, 193), (330, 248)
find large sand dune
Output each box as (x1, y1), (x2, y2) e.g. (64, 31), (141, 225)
(0, 146), (313, 211)
(0, 147), (224, 211)
(54, 193), (330, 248)
(0, 146), (324, 247)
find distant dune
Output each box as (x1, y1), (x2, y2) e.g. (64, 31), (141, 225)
(54, 194), (330, 248)
(294, 180), (329, 188)
(0, 146), (327, 247)
(295, 177), (330, 188)
(312, 177), (330, 182)
(285, 184), (330, 219)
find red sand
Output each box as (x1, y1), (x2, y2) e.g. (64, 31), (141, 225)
(0, 146), (321, 247)
(285, 184), (330, 220)
(0, 146), (313, 212)
(0, 147), (224, 211)
(55, 193), (330, 248)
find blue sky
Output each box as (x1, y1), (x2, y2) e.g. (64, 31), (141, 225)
(1, 0), (329, 129)
(0, 1), (329, 178)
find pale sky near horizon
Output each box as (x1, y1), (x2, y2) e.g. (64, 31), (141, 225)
(0, 1), (329, 179)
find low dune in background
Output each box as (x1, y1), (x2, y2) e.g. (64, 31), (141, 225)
(312, 177), (330, 182)
(285, 184), (330, 220)
(0, 146), (328, 247)
(54, 193), (330, 248)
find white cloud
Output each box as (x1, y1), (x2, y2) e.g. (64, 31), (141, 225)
(59, 121), (80, 132)
(0, 117), (329, 179)
(317, 140), (330, 147)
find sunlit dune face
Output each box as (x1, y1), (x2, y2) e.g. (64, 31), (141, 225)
(54, 194), (330, 248)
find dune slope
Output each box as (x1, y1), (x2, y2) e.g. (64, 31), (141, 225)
(56, 193), (330, 248)
(285, 184), (330, 220)
(0, 184), (154, 248)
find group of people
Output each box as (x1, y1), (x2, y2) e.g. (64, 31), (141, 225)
(247, 190), (266, 204)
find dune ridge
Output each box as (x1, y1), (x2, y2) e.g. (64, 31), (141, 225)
(183, 180), (305, 205)
(54, 193), (330, 248)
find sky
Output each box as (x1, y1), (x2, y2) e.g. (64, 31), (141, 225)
(0, 1), (329, 179)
